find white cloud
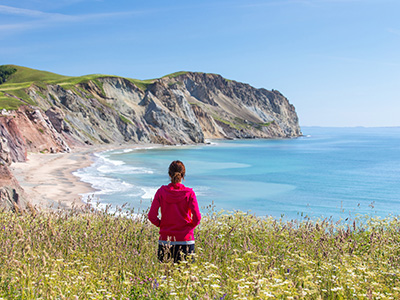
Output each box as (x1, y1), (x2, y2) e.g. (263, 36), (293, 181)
(0, 4), (140, 21)
(0, 4), (142, 36)
(0, 5), (62, 18)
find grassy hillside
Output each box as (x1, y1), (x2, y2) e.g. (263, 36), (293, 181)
(0, 65), (158, 110)
(162, 71), (189, 79)
(4, 65), (70, 84)
(0, 206), (399, 299)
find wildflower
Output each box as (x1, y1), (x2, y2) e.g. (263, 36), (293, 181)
(153, 279), (159, 289)
(235, 258), (243, 262)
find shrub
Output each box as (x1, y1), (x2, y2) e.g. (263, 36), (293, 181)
(0, 66), (17, 84)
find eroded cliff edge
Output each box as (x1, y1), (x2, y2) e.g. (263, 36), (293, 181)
(0, 66), (302, 210)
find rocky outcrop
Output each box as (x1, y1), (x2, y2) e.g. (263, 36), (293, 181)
(158, 73), (301, 139)
(0, 107), (70, 162)
(0, 115), (27, 162)
(0, 136), (29, 212)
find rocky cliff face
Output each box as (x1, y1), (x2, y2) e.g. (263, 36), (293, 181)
(0, 135), (29, 212)
(0, 67), (302, 210)
(158, 73), (301, 139)
(6, 73), (301, 151)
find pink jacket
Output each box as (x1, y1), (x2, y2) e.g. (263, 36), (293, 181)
(148, 183), (201, 241)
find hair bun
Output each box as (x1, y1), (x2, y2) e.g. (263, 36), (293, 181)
(169, 161), (186, 184)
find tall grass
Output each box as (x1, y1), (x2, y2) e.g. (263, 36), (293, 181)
(1, 203), (399, 299)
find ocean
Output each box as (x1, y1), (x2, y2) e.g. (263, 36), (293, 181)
(74, 127), (400, 220)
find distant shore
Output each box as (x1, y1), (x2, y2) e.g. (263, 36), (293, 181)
(9, 143), (159, 210)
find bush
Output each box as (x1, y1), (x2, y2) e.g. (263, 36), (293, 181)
(0, 66), (17, 84)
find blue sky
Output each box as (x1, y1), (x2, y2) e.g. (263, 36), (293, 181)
(0, 0), (399, 127)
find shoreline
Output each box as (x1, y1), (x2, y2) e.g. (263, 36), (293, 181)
(9, 143), (160, 211)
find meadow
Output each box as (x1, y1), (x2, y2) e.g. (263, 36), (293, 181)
(1, 202), (399, 299)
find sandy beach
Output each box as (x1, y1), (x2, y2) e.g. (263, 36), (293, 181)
(9, 143), (161, 210)
(10, 147), (97, 210)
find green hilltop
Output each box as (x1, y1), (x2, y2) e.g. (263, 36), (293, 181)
(0, 65), (169, 110)
(1, 65), (70, 84)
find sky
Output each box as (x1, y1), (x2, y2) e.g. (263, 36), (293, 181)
(0, 0), (399, 127)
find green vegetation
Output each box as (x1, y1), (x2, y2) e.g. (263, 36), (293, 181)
(119, 114), (133, 125)
(53, 75), (107, 91)
(6, 89), (36, 106)
(162, 71), (189, 79)
(213, 116), (252, 130)
(32, 81), (48, 90)
(2, 65), (69, 84)
(91, 79), (105, 96)
(0, 92), (23, 110)
(75, 86), (93, 99)
(213, 117), (274, 131)
(0, 205), (399, 299)
(255, 121), (273, 130)
(35, 90), (47, 100)
(127, 78), (154, 91)
(233, 117), (252, 128)
(0, 65), (17, 84)
(213, 115), (239, 129)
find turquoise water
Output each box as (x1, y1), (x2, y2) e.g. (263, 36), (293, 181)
(75, 127), (400, 220)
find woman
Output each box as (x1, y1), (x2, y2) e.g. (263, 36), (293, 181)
(148, 160), (201, 263)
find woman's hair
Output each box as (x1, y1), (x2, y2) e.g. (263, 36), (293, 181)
(168, 160), (186, 184)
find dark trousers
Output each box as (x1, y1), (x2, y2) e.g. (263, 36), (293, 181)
(158, 244), (195, 263)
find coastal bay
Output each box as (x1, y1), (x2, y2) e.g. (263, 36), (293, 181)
(8, 127), (400, 220)
(74, 127), (400, 220)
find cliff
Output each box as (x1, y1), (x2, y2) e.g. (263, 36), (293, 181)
(0, 135), (29, 212)
(0, 65), (302, 210)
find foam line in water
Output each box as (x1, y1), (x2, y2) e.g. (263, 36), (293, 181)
(141, 187), (158, 200)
